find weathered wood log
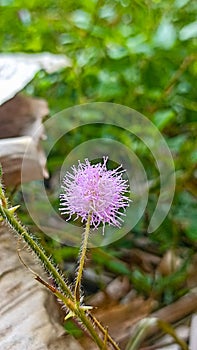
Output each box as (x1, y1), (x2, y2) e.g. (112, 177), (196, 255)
(0, 51), (71, 183)
(0, 52), (71, 105)
(0, 94), (48, 186)
(0, 53), (83, 349)
(0, 226), (83, 350)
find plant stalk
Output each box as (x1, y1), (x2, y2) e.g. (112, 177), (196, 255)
(74, 213), (91, 302)
(0, 186), (121, 350)
(0, 204), (73, 300)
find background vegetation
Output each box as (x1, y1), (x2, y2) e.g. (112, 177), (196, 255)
(1, 0), (196, 331)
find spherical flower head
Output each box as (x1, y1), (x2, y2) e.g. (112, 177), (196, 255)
(59, 157), (131, 230)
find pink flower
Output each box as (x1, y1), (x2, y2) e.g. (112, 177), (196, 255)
(60, 157), (130, 230)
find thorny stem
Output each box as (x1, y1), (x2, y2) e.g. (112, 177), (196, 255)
(74, 213), (91, 302)
(0, 204), (73, 300)
(90, 314), (121, 350)
(0, 183), (121, 350)
(34, 272), (118, 350)
(0, 184), (7, 208)
(35, 275), (105, 350)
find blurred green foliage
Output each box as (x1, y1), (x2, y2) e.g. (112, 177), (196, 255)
(1, 0), (196, 304)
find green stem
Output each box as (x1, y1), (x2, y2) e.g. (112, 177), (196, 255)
(0, 184), (7, 208)
(35, 275), (104, 349)
(0, 191), (119, 350)
(74, 213), (91, 302)
(157, 320), (189, 350)
(0, 205), (73, 300)
(35, 275), (105, 350)
(125, 318), (157, 350)
(78, 308), (106, 350)
(90, 314), (121, 350)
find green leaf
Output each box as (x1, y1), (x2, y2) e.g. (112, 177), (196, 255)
(153, 109), (175, 130)
(64, 320), (83, 338)
(131, 270), (153, 295)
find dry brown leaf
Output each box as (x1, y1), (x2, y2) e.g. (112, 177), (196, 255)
(157, 250), (182, 276)
(88, 276), (130, 308)
(125, 248), (160, 273)
(81, 297), (155, 349)
(106, 276), (130, 301)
